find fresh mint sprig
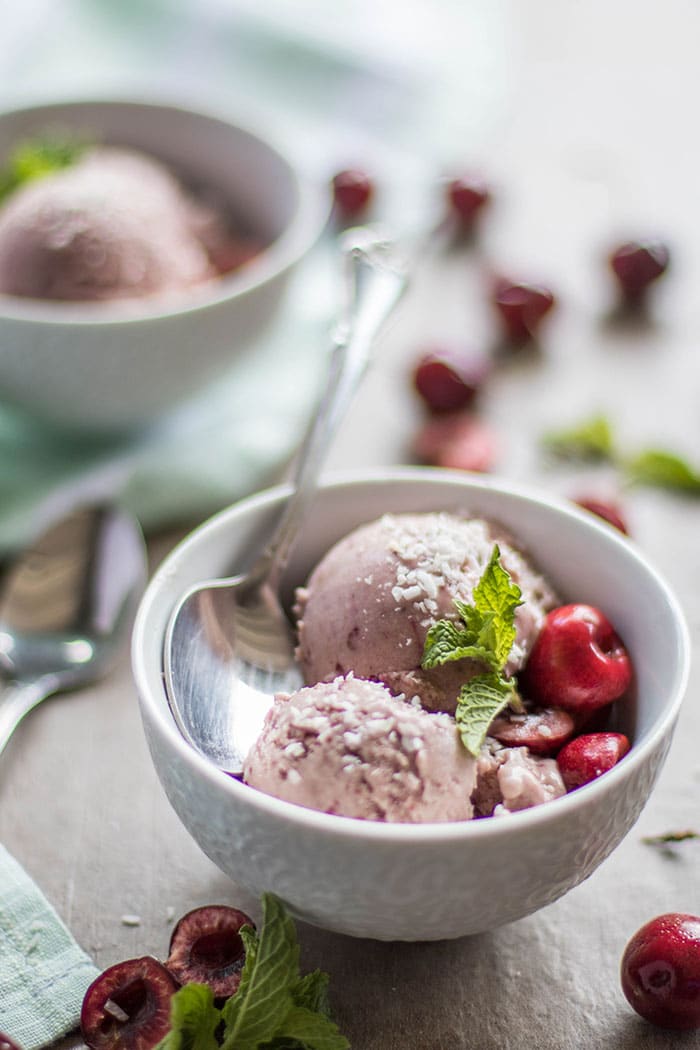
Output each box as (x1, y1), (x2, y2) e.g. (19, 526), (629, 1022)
(156, 894), (348, 1050)
(542, 412), (700, 496)
(422, 545), (523, 758)
(0, 135), (87, 203)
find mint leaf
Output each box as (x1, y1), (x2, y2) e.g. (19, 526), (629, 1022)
(264, 1007), (349, 1050)
(0, 136), (87, 203)
(541, 414), (616, 462)
(624, 449), (700, 492)
(154, 984), (221, 1050)
(291, 971), (331, 1017)
(220, 895), (300, 1050)
(421, 618), (497, 671)
(455, 673), (518, 757)
(470, 545), (523, 667)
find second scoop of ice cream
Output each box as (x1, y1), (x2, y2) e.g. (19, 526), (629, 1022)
(243, 674), (477, 822)
(295, 512), (556, 713)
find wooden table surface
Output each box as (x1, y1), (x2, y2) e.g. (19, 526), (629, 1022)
(2, 3), (700, 1048)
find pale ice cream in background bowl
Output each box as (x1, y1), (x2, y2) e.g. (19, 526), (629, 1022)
(133, 469), (690, 939)
(0, 98), (326, 433)
(0, 145), (261, 302)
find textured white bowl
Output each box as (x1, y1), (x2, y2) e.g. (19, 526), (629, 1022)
(0, 98), (325, 433)
(132, 468), (690, 941)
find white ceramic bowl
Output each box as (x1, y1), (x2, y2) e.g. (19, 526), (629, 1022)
(132, 468), (690, 941)
(0, 98), (325, 433)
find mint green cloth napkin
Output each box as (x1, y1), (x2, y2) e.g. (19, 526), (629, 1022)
(0, 844), (99, 1049)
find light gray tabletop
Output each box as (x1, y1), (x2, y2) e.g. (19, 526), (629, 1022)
(2, 3), (700, 1048)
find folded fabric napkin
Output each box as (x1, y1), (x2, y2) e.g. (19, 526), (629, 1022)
(0, 844), (99, 1049)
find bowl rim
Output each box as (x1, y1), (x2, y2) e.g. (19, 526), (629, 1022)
(0, 95), (328, 327)
(132, 465), (691, 844)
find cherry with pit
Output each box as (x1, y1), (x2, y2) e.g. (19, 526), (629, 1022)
(621, 913), (700, 1030)
(522, 603), (632, 714)
(80, 956), (178, 1050)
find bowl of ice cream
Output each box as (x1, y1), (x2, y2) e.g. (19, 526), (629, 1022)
(0, 98), (325, 433)
(132, 467), (690, 941)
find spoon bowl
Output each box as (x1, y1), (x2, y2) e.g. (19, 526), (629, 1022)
(0, 504), (147, 756)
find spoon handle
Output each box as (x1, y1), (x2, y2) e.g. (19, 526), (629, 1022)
(259, 228), (408, 591)
(0, 677), (59, 758)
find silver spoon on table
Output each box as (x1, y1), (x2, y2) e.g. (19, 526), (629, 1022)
(0, 504), (146, 757)
(164, 227), (408, 775)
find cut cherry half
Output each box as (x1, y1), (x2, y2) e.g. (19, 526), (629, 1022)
(489, 707), (575, 756)
(165, 904), (254, 1000)
(80, 956), (178, 1050)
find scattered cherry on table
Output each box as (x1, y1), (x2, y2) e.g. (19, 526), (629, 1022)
(609, 239), (670, 306)
(446, 173), (491, 231)
(80, 956), (178, 1050)
(412, 346), (491, 413)
(165, 904), (253, 1000)
(331, 168), (374, 222)
(491, 276), (556, 344)
(621, 913), (700, 1030)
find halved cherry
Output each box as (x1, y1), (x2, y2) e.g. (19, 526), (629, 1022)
(80, 956), (178, 1050)
(165, 905), (254, 1000)
(489, 707), (575, 755)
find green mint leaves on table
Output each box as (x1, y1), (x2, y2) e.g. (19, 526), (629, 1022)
(0, 136), (87, 203)
(157, 894), (348, 1050)
(422, 545), (523, 757)
(542, 412), (700, 494)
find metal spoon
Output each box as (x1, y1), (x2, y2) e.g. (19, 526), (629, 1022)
(164, 228), (408, 775)
(0, 504), (146, 757)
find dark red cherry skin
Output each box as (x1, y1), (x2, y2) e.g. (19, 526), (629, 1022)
(80, 956), (178, 1050)
(413, 412), (497, 473)
(447, 175), (491, 229)
(489, 707), (576, 756)
(609, 240), (670, 304)
(522, 604), (633, 715)
(413, 348), (491, 413)
(331, 169), (373, 221)
(165, 905), (254, 1000)
(492, 278), (556, 343)
(621, 913), (700, 1030)
(574, 496), (629, 535)
(0, 1034), (23, 1050)
(557, 731), (630, 790)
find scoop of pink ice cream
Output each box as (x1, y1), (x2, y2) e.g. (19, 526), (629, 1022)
(295, 513), (556, 714)
(472, 739), (566, 817)
(0, 146), (219, 301)
(243, 674), (477, 822)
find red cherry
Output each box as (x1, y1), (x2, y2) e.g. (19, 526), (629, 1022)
(412, 412), (497, 473)
(80, 956), (178, 1050)
(522, 604), (633, 714)
(609, 239), (670, 303)
(412, 348), (491, 413)
(165, 904), (253, 1000)
(492, 277), (556, 343)
(574, 497), (629, 535)
(331, 169), (373, 221)
(621, 913), (700, 1030)
(0, 1034), (22, 1050)
(557, 731), (630, 790)
(447, 174), (491, 229)
(489, 707), (576, 756)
